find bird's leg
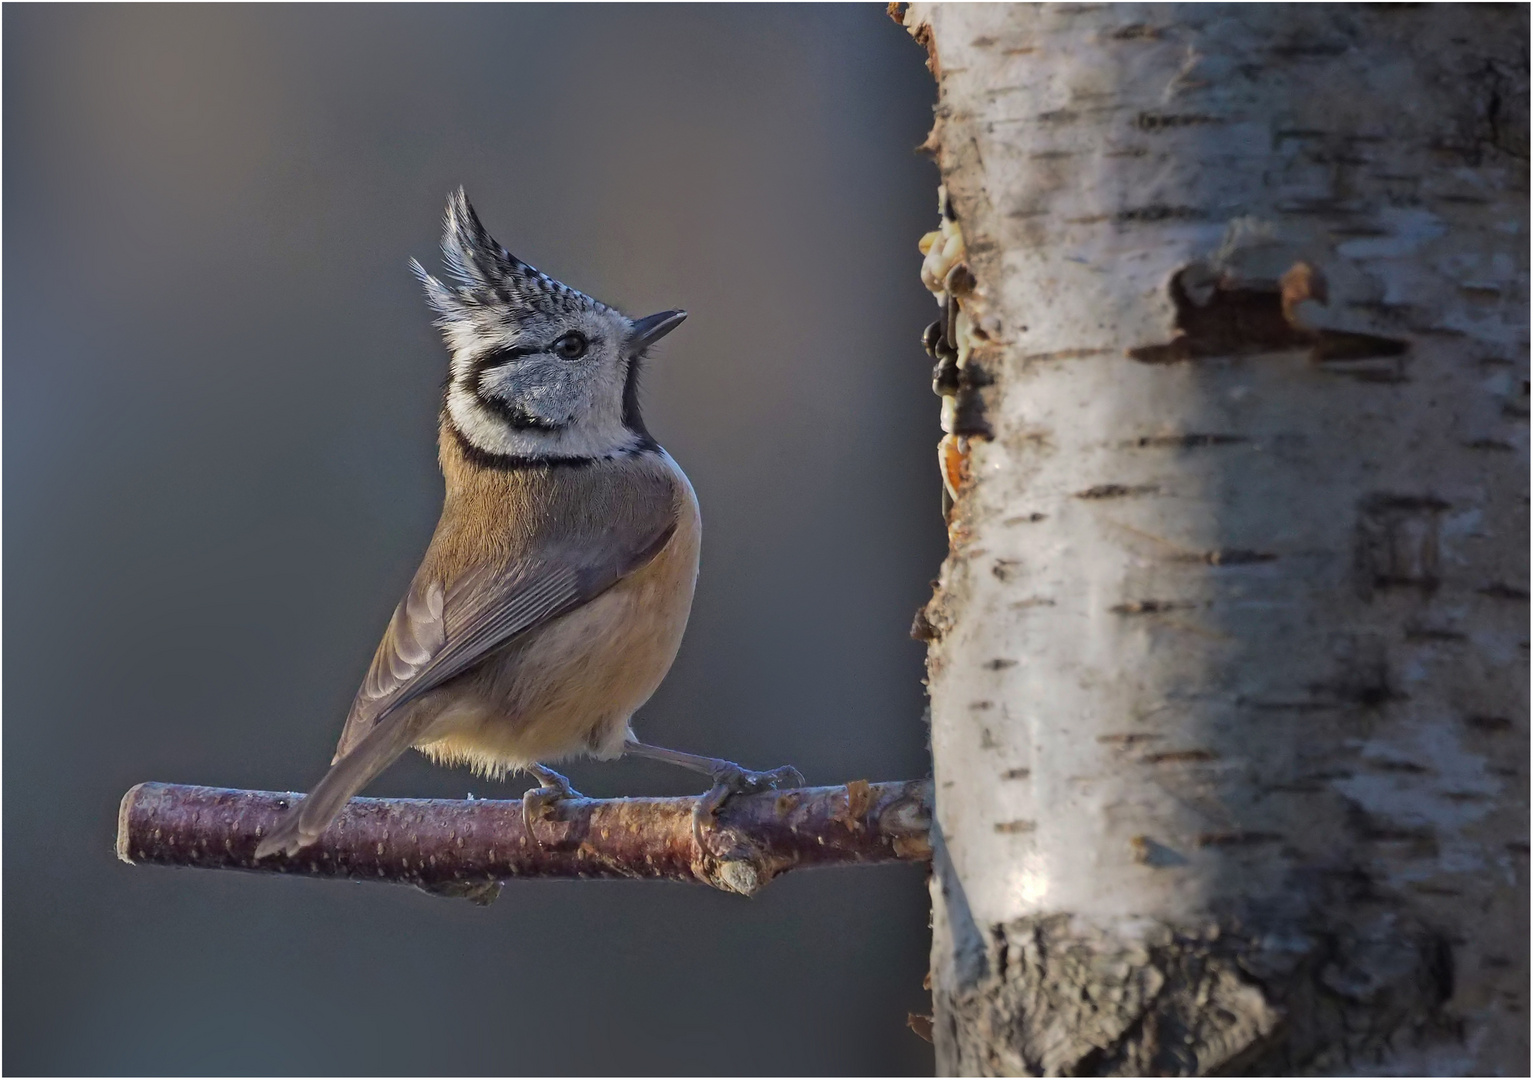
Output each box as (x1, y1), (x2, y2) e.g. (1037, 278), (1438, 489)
(623, 739), (804, 849)
(520, 763), (584, 843)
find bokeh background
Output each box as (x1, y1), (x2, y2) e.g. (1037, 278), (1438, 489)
(4, 5), (944, 1075)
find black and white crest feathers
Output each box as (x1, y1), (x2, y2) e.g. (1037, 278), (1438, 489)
(412, 188), (610, 346)
(415, 189), (660, 464)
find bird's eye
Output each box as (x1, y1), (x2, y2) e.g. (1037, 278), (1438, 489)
(552, 332), (589, 360)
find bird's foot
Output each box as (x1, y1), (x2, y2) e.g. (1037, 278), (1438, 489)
(521, 764), (584, 846)
(619, 739), (804, 851)
(693, 760), (805, 850)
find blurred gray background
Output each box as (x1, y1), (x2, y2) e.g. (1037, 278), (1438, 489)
(5, 5), (942, 1074)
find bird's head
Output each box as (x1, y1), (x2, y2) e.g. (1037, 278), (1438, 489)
(415, 189), (685, 463)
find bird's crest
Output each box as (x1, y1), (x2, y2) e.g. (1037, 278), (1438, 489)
(412, 188), (608, 354)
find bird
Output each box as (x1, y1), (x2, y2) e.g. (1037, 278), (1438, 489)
(254, 189), (802, 861)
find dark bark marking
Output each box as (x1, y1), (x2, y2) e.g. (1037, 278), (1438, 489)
(1112, 599), (1199, 615)
(1117, 205), (1207, 223)
(1002, 512), (1048, 524)
(1478, 582), (1529, 601)
(1464, 715), (1513, 732)
(1364, 494), (1451, 513)
(1404, 625), (1467, 643)
(1023, 347), (1112, 361)
(1268, 39), (1352, 58)
(984, 658), (1019, 670)
(1126, 433), (1249, 449)
(1002, 768), (1031, 781)
(1313, 332), (1410, 362)
(1144, 749), (1219, 765)
(994, 820), (1037, 834)
(1366, 759), (1430, 774)
(1277, 196), (1360, 215)
(1170, 548), (1279, 566)
(1243, 699), (1341, 713)
(1076, 483), (1160, 499)
(1360, 826), (1440, 859)
(1129, 264), (1409, 365)
(1135, 111), (1222, 130)
(1330, 676), (1402, 709)
(1355, 493), (1446, 596)
(1195, 831), (1284, 847)
(1098, 733), (1163, 745)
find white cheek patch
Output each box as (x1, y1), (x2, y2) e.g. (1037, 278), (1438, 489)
(476, 362), (577, 427)
(447, 351), (639, 461)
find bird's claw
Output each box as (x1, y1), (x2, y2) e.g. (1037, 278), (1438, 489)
(692, 762), (805, 850)
(521, 766), (583, 847)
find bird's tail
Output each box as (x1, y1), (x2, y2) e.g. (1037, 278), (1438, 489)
(254, 708), (428, 860)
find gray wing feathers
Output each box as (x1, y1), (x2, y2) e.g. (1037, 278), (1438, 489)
(364, 580), (445, 702)
(332, 559), (588, 762)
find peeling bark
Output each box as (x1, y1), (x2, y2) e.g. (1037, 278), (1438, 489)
(896, 3), (1528, 1074)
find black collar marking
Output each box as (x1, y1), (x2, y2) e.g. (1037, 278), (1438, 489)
(622, 351), (658, 449)
(444, 417), (656, 471)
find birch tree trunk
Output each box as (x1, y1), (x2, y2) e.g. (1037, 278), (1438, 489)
(897, 4), (1528, 1074)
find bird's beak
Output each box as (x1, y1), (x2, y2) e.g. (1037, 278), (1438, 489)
(627, 310), (687, 355)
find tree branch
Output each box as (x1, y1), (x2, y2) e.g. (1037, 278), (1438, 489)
(117, 779), (933, 902)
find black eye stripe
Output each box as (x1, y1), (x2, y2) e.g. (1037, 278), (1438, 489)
(467, 332), (592, 382)
(469, 345), (537, 384)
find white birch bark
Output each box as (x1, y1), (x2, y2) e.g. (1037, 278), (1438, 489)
(898, 4), (1528, 1074)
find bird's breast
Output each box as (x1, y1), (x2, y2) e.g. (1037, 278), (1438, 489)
(419, 452), (701, 774)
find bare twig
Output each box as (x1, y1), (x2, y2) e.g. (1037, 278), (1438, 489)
(117, 779), (933, 901)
